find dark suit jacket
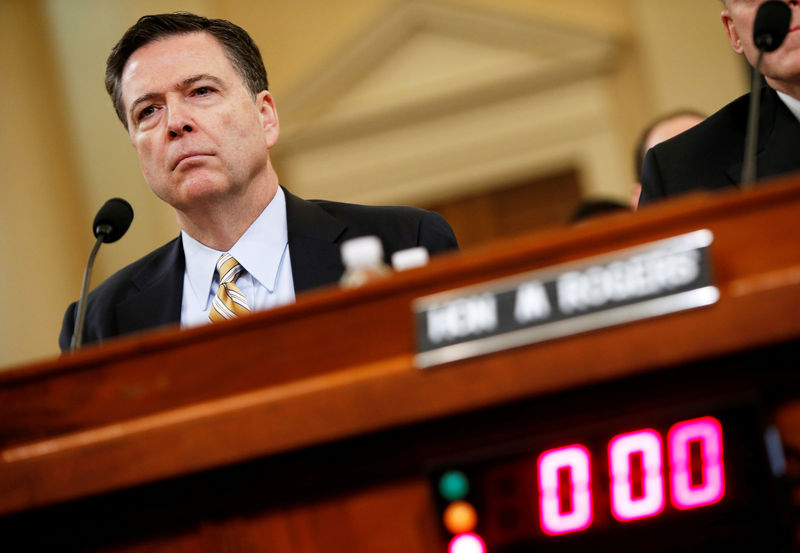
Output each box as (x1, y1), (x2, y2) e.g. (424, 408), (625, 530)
(640, 86), (800, 206)
(59, 188), (458, 351)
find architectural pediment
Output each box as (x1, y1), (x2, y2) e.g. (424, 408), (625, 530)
(275, 1), (625, 206)
(279, 1), (620, 149)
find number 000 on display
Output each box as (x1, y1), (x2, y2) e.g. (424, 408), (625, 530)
(538, 416), (724, 535)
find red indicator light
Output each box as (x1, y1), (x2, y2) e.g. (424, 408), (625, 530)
(449, 532), (486, 553)
(608, 429), (665, 521)
(668, 416), (725, 509)
(537, 444), (593, 535)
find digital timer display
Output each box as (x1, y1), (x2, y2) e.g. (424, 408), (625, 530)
(431, 407), (785, 553)
(537, 417), (723, 536)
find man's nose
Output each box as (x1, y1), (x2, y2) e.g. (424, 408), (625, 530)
(166, 100), (194, 138)
(168, 123), (194, 138)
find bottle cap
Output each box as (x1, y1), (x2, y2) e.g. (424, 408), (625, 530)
(391, 247), (429, 271)
(340, 236), (384, 269)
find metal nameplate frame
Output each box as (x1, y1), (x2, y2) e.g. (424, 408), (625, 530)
(413, 229), (718, 369)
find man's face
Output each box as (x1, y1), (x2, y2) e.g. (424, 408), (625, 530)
(120, 32), (278, 213)
(722, 0), (800, 93)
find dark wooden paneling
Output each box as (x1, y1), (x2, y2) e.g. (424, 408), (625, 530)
(424, 170), (582, 248)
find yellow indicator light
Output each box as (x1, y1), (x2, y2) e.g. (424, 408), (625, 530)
(443, 501), (478, 535)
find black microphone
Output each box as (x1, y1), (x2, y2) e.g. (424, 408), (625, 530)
(754, 1), (792, 52)
(93, 197), (134, 243)
(741, 1), (792, 187)
(70, 198), (134, 351)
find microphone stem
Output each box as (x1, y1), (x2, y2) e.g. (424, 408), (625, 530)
(70, 230), (108, 351)
(741, 51), (764, 188)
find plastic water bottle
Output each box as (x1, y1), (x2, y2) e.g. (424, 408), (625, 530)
(391, 246), (429, 271)
(339, 236), (391, 288)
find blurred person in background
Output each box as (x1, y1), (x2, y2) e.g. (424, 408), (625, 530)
(632, 111), (705, 209)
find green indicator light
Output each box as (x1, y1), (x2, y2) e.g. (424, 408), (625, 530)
(439, 470), (469, 501)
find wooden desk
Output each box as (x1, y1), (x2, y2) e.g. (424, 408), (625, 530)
(1, 176), (799, 552)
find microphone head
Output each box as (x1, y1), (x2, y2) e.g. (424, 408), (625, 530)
(93, 198), (134, 243)
(754, 1), (792, 53)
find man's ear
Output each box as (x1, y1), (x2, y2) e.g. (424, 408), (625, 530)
(722, 9), (745, 54)
(257, 91), (280, 148)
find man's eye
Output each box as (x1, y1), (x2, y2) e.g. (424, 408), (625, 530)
(138, 106), (156, 120)
(194, 87), (213, 96)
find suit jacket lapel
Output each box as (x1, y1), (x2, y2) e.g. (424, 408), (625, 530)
(755, 89), (800, 179)
(110, 188), (348, 335)
(726, 87), (800, 183)
(284, 187), (348, 293)
(116, 238), (184, 335)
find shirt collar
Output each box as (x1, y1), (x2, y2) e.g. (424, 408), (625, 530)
(181, 186), (289, 306)
(776, 90), (800, 123)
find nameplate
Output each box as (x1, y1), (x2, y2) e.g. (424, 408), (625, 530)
(413, 229), (718, 369)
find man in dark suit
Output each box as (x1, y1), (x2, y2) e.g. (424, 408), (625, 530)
(60, 13), (457, 351)
(640, 0), (800, 205)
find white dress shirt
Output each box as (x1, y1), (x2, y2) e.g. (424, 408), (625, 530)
(776, 90), (800, 123)
(180, 186), (296, 328)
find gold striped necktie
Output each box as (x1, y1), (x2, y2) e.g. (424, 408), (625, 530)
(209, 253), (251, 322)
